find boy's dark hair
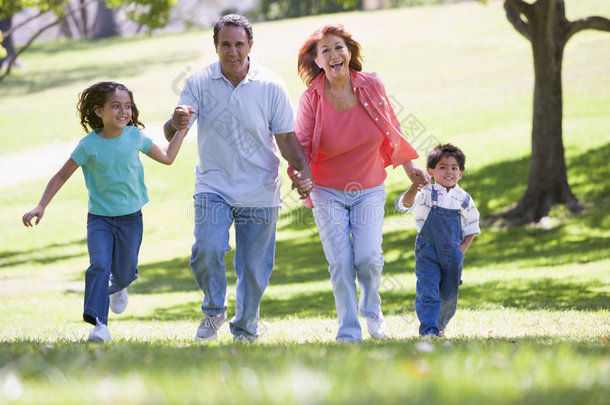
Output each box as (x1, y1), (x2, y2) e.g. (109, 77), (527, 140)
(77, 81), (144, 133)
(427, 144), (466, 171)
(213, 14), (253, 47)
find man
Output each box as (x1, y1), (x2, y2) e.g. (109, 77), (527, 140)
(164, 14), (313, 342)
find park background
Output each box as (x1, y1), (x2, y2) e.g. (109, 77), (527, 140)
(0, 0), (608, 403)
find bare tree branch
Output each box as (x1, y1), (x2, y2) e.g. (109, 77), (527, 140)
(3, 10), (47, 39)
(0, 18), (61, 82)
(504, 0), (533, 41)
(505, 0), (534, 18)
(0, 0), (97, 83)
(2, 0), (67, 39)
(566, 16), (610, 42)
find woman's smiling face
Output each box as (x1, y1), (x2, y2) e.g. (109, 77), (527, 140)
(315, 34), (351, 79)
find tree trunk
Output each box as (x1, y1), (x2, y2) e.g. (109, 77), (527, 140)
(80, 0), (89, 38)
(91, 1), (119, 39)
(0, 17), (16, 66)
(502, 0), (583, 224)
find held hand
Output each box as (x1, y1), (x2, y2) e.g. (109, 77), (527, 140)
(22, 205), (44, 227)
(292, 170), (314, 199)
(403, 161), (430, 186)
(172, 105), (195, 130)
(411, 170), (429, 189)
(410, 167), (430, 188)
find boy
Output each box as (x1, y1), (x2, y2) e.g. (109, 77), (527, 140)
(395, 144), (480, 337)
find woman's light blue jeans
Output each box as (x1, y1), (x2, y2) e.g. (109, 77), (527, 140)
(311, 184), (386, 342)
(84, 211), (143, 326)
(190, 193), (278, 340)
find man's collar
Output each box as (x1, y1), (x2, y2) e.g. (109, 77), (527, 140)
(212, 57), (260, 83)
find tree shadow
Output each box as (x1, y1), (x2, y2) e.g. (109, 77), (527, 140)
(98, 144), (610, 320)
(129, 257), (201, 294)
(566, 142), (610, 227)
(118, 299), (204, 322)
(2, 48), (199, 96)
(119, 289), (339, 322)
(383, 224), (610, 273)
(458, 278), (609, 311)
(383, 156), (530, 221)
(130, 234), (331, 296)
(271, 236), (330, 285)
(0, 238), (87, 270)
(277, 204), (316, 231)
(466, 225), (609, 268)
(384, 142), (610, 221)
(261, 290), (337, 318)
(118, 264), (608, 323)
(381, 143), (610, 271)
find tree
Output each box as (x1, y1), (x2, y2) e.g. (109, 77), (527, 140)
(500, 0), (610, 225)
(257, 0), (361, 20)
(0, 0), (77, 82)
(91, 1), (118, 39)
(0, 18), (15, 65)
(0, 0), (176, 83)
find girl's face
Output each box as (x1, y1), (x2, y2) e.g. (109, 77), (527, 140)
(315, 34), (351, 80)
(94, 89), (132, 133)
(428, 155), (463, 191)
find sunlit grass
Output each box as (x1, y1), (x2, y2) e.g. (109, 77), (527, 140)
(1, 0), (609, 403)
(1, 339), (608, 404)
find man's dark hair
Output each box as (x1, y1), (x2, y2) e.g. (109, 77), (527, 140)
(213, 14), (253, 46)
(427, 144), (466, 171)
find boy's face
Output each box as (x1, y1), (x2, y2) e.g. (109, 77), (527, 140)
(428, 155), (463, 190)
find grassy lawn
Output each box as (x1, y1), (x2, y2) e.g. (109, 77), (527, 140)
(1, 0), (609, 403)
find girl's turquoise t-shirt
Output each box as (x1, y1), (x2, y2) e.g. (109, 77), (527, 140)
(71, 126), (153, 217)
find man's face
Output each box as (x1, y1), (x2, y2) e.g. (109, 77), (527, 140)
(215, 25), (253, 83)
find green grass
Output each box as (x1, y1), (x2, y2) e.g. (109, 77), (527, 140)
(1, 340), (608, 404)
(1, 0), (609, 403)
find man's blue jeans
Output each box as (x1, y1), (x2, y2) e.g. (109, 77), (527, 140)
(311, 184), (386, 342)
(190, 193), (278, 340)
(83, 211), (143, 326)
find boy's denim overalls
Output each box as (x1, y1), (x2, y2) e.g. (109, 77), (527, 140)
(414, 188), (470, 336)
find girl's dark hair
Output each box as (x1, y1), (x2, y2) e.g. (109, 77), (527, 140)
(427, 144), (466, 171)
(77, 81), (144, 133)
(297, 24), (363, 87)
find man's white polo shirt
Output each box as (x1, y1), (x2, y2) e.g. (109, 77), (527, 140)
(177, 58), (294, 207)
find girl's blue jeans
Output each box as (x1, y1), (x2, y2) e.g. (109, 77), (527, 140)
(190, 193), (278, 340)
(311, 184), (386, 342)
(83, 211), (143, 326)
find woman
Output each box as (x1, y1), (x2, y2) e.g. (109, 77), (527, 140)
(292, 24), (428, 342)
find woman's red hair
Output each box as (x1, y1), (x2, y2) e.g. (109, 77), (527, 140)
(297, 24), (363, 87)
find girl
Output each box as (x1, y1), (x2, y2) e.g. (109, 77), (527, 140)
(22, 81), (193, 342)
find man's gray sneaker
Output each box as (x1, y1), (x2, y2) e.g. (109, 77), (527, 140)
(195, 312), (227, 341)
(233, 334), (255, 343)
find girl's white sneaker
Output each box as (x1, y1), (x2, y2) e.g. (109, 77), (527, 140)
(109, 288), (128, 314)
(88, 319), (111, 342)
